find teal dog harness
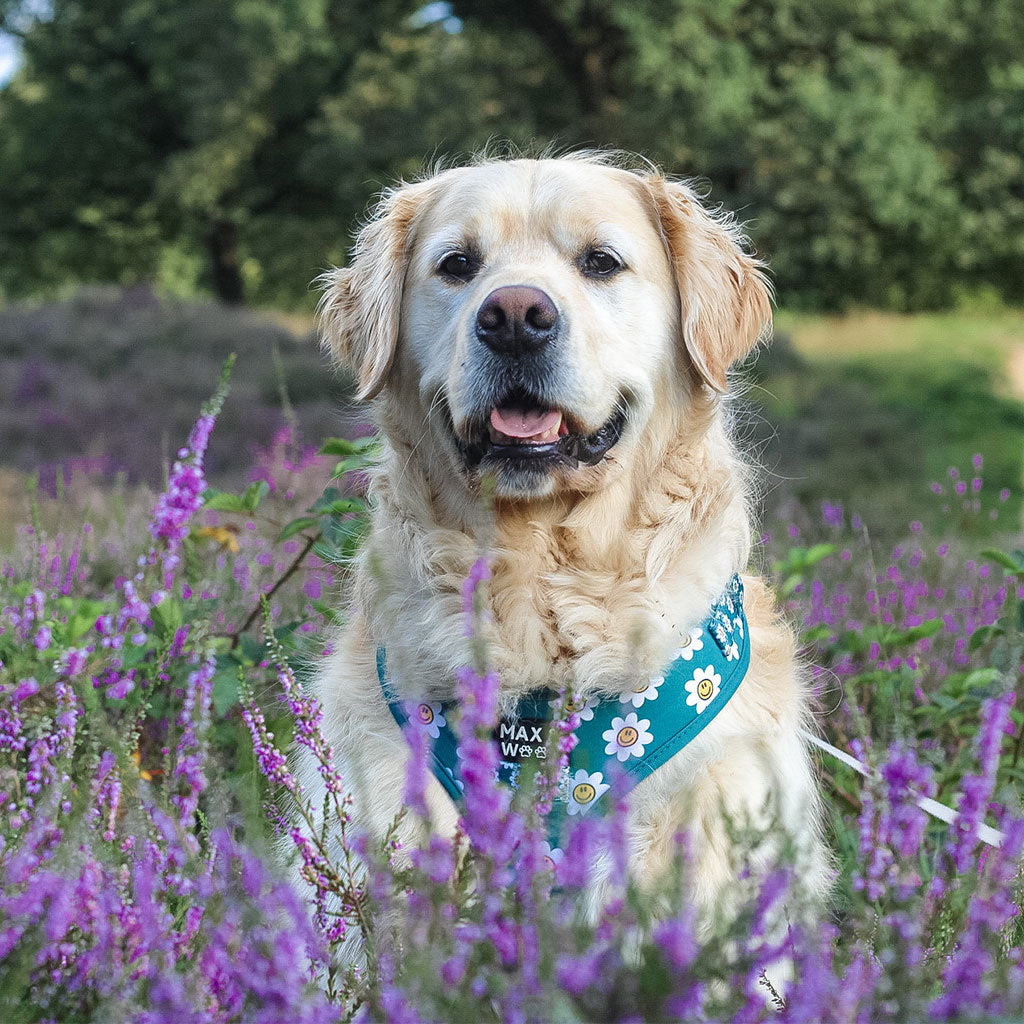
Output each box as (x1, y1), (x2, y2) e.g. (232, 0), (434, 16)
(379, 574), (749, 856)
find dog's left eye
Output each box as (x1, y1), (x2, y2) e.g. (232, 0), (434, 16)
(582, 248), (623, 278)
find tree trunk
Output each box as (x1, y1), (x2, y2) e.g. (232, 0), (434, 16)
(207, 219), (244, 305)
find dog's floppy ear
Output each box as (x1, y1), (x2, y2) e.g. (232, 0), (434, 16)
(318, 181), (431, 402)
(648, 177), (772, 393)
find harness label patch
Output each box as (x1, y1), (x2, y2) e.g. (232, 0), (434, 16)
(495, 717), (549, 763)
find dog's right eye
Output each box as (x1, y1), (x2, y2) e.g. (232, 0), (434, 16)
(438, 252), (477, 282)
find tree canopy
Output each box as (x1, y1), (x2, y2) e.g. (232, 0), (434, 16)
(0, 0), (1021, 310)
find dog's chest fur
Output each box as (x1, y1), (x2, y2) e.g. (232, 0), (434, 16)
(359, 415), (751, 704)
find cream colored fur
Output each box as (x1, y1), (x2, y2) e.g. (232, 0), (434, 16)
(302, 153), (830, 959)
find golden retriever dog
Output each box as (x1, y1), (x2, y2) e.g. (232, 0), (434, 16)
(307, 152), (830, 956)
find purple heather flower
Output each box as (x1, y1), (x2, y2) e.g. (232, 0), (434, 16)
(556, 946), (607, 997)
(949, 693), (1013, 872)
(12, 677), (39, 703)
(171, 652), (216, 826)
(0, 707), (25, 753)
(402, 716), (431, 819)
(822, 500), (843, 528)
(654, 908), (698, 970)
(60, 647), (89, 676)
(240, 700), (295, 793)
(461, 555), (491, 632)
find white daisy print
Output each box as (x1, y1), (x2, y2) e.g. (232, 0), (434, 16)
(565, 769), (610, 816)
(685, 666), (721, 714)
(409, 701), (446, 739)
(674, 627), (705, 662)
(540, 842), (564, 870)
(603, 712), (654, 762)
(618, 674), (664, 708)
(443, 766), (466, 793)
(551, 693), (600, 722)
(734, 616), (745, 639)
(725, 640), (740, 661)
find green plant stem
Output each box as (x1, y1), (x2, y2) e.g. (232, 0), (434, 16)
(230, 532), (317, 649)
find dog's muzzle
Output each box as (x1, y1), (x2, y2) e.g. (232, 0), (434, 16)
(445, 286), (626, 484)
(449, 389), (627, 475)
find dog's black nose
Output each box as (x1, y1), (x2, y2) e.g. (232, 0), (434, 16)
(475, 285), (559, 356)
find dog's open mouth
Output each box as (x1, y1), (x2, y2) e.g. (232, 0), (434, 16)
(452, 392), (626, 472)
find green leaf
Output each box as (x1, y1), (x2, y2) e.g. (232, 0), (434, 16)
(962, 668), (1002, 690)
(310, 487), (341, 513)
(211, 669), (240, 715)
(242, 480), (270, 512)
(773, 543), (839, 577)
(319, 435), (380, 457)
(278, 516), (318, 542)
(151, 597), (184, 639)
(901, 618), (943, 644)
(121, 643), (151, 670)
(969, 624), (1005, 651)
(311, 491), (365, 518)
(312, 539), (341, 564)
(311, 495), (368, 520)
(202, 488), (247, 513)
(325, 498), (364, 517)
(980, 547), (1024, 576)
(803, 542), (840, 566)
(59, 597), (107, 641)
(318, 513), (369, 562)
(331, 457), (374, 478)
(310, 599), (343, 626)
(801, 624), (833, 646)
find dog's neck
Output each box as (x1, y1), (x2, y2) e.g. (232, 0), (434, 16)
(357, 395), (751, 703)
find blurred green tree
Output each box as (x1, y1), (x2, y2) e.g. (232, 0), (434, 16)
(0, 0), (1021, 309)
(0, 0), (431, 303)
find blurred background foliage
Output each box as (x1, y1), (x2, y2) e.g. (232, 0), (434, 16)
(0, 0), (1022, 311)
(0, 0), (1022, 542)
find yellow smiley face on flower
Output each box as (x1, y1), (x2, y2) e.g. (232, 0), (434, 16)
(616, 726), (639, 748)
(541, 842), (564, 870)
(685, 667), (721, 714)
(549, 693), (599, 721)
(603, 713), (654, 762)
(572, 782), (596, 804)
(408, 701), (446, 739)
(566, 769), (610, 815)
(674, 628), (705, 662)
(618, 674), (664, 708)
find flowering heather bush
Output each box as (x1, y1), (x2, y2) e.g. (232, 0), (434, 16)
(2, 367), (1023, 1021)
(0, 285), (354, 490)
(0, 364), (336, 1021)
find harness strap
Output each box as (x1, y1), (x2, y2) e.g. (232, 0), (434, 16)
(381, 574), (750, 851)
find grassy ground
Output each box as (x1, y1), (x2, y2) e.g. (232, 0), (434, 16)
(750, 309), (1024, 538)
(776, 307), (1024, 383)
(1, 290), (1022, 546)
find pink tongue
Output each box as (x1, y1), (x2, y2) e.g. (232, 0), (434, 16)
(490, 406), (561, 439)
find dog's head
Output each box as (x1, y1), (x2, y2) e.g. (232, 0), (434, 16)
(320, 155), (771, 500)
